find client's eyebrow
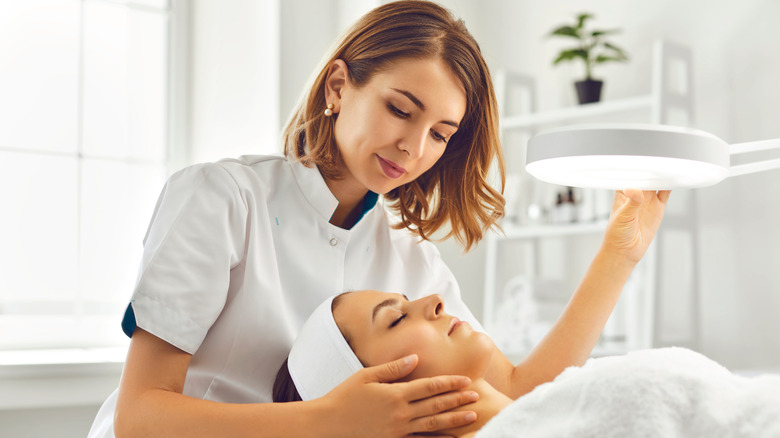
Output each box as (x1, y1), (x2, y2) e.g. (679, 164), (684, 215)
(371, 294), (410, 323)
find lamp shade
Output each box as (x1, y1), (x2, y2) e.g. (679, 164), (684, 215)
(526, 124), (731, 190)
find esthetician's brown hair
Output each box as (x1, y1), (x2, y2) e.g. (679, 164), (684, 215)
(282, 0), (505, 251)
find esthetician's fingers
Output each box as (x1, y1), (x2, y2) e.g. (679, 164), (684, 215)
(401, 374), (473, 402)
(407, 409), (477, 435)
(368, 354), (419, 383)
(366, 356), (477, 434)
(324, 355), (474, 438)
(369, 355), (473, 400)
(408, 388), (479, 418)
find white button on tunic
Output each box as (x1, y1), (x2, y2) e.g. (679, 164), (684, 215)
(88, 154), (482, 438)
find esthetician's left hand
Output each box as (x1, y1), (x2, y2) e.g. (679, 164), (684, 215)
(601, 189), (672, 264)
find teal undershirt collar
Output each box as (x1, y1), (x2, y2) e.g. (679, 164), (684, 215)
(355, 191), (379, 225)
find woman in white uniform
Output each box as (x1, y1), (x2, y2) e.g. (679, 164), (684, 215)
(89, 1), (669, 437)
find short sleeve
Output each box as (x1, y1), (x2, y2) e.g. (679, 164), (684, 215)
(124, 163), (248, 354)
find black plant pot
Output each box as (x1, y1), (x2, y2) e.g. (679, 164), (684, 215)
(575, 79), (603, 104)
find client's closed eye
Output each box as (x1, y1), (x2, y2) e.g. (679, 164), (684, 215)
(389, 313), (407, 328)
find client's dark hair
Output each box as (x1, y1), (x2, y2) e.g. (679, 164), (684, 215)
(272, 358), (302, 403)
(273, 292), (354, 403)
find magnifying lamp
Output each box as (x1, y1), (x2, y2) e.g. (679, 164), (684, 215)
(526, 124), (780, 190)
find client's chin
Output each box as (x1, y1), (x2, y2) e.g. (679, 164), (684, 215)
(408, 331), (497, 382)
(457, 331), (498, 379)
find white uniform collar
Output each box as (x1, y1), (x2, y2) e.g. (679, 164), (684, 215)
(288, 158), (379, 224)
(288, 158), (340, 221)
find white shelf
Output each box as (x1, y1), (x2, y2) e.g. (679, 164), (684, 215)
(501, 95), (653, 130)
(484, 39), (696, 355)
(496, 220), (608, 240)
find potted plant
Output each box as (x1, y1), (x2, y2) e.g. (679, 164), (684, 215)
(548, 13), (629, 104)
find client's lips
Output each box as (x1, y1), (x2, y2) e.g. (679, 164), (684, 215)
(377, 155), (407, 179)
(448, 317), (461, 336)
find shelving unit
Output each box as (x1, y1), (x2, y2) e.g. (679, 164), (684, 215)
(483, 39), (698, 360)
(500, 95), (655, 130)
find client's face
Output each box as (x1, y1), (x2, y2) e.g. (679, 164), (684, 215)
(333, 290), (494, 380)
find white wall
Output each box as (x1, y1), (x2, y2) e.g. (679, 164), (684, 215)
(437, 0), (780, 371)
(278, 0), (380, 132)
(189, 0), (280, 163)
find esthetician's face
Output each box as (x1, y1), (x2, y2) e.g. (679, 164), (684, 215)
(333, 291), (494, 380)
(327, 57), (466, 194)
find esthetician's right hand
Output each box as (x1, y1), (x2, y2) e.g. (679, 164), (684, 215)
(317, 354), (479, 438)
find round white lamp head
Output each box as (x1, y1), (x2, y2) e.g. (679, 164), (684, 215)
(526, 124), (731, 190)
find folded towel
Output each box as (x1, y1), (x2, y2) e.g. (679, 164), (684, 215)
(476, 347), (780, 438)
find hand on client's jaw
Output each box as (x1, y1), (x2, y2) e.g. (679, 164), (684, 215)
(438, 378), (513, 437)
(320, 354), (483, 438)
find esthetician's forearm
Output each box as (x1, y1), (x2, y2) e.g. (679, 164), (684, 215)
(114, 390), (331, 438)
(114, 328), (341, 438)
(509, 247), (636, 397)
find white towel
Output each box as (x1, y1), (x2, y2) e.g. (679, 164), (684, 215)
(288, 295), (364, 401)
(476, 347), (780, 438)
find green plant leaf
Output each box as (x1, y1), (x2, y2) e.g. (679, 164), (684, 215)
(553, 48), (589, 65)
(591, 29), (621, 38)
(546, 12), (630, 76)
(595, 54), (628, 64)
(550, 25), (580, 39)
(576, 13), (593, 29)
(603, 41), (629, 59)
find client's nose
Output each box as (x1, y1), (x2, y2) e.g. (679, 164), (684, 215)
(421, 294), (444, 320)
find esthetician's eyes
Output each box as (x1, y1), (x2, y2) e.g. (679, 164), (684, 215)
(387, 103), (410, 118)
(388, 103), (449, 143)
(431, 130), (447, 143)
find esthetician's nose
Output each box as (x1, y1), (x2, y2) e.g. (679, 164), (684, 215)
(398, 127), (426, 160)
(420, 294), (444, 320)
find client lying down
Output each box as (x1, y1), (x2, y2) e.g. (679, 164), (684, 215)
(274, 290), (780, 437)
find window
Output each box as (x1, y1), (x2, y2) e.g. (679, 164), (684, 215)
(0, 0), (181, 350)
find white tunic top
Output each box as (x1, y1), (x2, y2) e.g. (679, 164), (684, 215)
(88, 154), (482, 437)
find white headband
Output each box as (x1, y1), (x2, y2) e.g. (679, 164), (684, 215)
(288, 295), (364, 401)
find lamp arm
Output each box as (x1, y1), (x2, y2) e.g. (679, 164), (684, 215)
(728, 138), (780, 177)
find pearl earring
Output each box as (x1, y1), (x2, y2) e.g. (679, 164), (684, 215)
(324, 103), (334, 117)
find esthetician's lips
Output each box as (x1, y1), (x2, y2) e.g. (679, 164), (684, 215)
(377, 155), (407, 179)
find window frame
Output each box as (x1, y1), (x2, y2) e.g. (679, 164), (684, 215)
(0, 0), (190, 353)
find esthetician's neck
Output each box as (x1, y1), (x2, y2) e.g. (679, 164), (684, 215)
(447, 378), (513, 438)
(322, 172), (369, 229)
